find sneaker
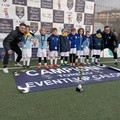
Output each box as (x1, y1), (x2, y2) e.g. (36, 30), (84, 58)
(91, 62), (95, 65)
(75, 63), (78, 66)
(114, 62), (118, 65)
(54, 64), (59, 67)
(73, 63), (75, 66)
(86, 62), (90, 65)
(45, 65), (49, 69)
(64, 63), (69, 66)
(83, 62), (86, 65)
(14, 63), (22, 67)
(27, 66), (30, 68)
(49, 64), (53, 68)
(23, 65), (26, 68)
(3, 67), (9, 73)
(37, 65), (41, 69)
(70, 63), (72, 66)
(61, 63), (65, 66)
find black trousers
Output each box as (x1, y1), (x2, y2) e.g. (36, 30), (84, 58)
(104, 46), (117, 59)
(3, 45), (22, 65)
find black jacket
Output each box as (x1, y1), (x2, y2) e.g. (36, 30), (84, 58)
(102, 31), (118, 48)
(59, 35), (70, 52)
(3, 28), (24, 51)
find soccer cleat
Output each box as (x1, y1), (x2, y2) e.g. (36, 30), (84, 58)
(45, 65), (49, 69)
(49, 64), (53, 68)
(3, 67), (9, 73)
(14, 63), (22, 67)
(54, 64), (59, 67)
(37, 65), (41, 69)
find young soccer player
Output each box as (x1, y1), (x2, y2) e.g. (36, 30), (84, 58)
(91, 29), (104, 65)
(69, 28), (77, 66)
(83, 31), (92, 65)
(59, 28), (70, 66)
(47, 28), (59, 68)
(76, 28), (84, 65)
(36, 27), (49, 69)
(22, 25), (33, 68)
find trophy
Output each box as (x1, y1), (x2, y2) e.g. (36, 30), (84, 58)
(76, 66), (84, 92)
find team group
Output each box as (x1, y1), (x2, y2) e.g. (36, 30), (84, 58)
(22, 25), (104, 69)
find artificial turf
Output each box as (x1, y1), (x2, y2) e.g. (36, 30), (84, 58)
(0, 58), (120, 120)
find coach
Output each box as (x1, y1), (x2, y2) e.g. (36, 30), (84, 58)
(102, 26), (118, 65)
(3, 23), (27, 73)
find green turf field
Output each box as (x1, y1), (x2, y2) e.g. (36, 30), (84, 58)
(0, 58), (120, 120)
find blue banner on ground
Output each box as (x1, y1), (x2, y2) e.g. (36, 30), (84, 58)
(14, 66), (120, 93)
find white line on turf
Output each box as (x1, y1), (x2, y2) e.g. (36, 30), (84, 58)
(0, 61), (119, 70)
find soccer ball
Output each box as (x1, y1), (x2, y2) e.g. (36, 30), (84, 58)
(76, 84), (84, 92)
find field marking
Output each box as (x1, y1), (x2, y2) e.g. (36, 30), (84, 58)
(0, 61), (120, 70)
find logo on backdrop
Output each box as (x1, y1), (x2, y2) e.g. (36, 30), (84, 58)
(76, 13), (82, 23)
(67, 0), (74, 10)
(16, 6), (25, 19)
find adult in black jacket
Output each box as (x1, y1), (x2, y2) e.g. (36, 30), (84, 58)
(102, 26), (118, 65)
(3, 23), (27, 73)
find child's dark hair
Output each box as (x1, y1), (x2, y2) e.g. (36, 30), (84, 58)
(19, 23), (27, 27)
(104, 26), (110, 29)
(86, 31), (90, 34)
(78, 28), (84, 35)
(51, 28), (58, 33)
(71, 28), (76, 32)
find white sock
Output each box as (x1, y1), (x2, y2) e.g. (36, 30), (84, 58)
(76, 59), (78, 63)
(65, 61), (67, 64)
(92, 57), (95, 63)
(80, 57), (83, 63)
(39, 63), (41, 65)
(50, 59), (53, 65)
(61, 60), (63, 64)
(114, 59), (118, 63)
(55, 58), (58, 64)
(87, 59), (89, 63)
(44, 63), (47, 66)
(27, 58), (30, 66)
(23, 58), (26, 66)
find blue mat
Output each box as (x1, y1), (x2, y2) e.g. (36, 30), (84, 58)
(14, 66), (120, 93)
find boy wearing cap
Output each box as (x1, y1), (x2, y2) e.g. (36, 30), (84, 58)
(91, 29), (104, 65)
(59, 28), (70, 66)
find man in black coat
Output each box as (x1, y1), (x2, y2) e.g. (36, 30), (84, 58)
(3, 23), (27, 73)
(102, 26), (118, 65)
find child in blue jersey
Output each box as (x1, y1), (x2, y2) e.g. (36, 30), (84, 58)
(22, 25), (34, 68)
(83, 31), (92, 64)
(69, 28), (77, 66)
(59, 28), (70, 66)
(36, 27), (49, 69)
(91, 29), (104, 65)
(47, 28), (59, 68)
(76, 28), (84, 66)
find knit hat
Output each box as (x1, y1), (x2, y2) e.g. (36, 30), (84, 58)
(96, 29), (101, 34)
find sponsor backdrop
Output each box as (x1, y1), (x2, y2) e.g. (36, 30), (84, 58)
(0, 0), (95, 60)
